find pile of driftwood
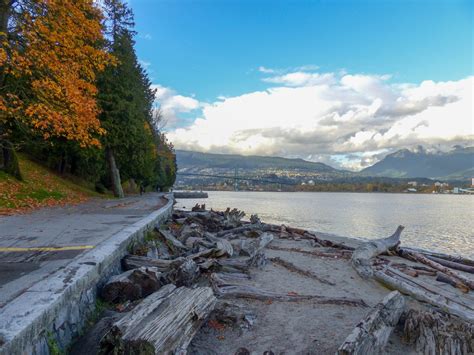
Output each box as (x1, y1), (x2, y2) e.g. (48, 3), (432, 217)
(95, 204), (474, 354)
(347, 225), (474, 354)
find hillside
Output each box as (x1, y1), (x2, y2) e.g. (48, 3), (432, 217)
(176, 150), (341, 173)
(361, 146), (474, 179)
(0, 155), (102, 215)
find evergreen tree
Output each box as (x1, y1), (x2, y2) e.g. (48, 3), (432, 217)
(98, 0), (157, 197)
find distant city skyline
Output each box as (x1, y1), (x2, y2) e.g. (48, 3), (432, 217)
(130, 0), (473, 170)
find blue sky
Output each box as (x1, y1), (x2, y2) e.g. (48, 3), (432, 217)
(129, 0), (473, 169)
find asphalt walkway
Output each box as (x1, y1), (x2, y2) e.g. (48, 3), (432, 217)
(0, 193), (167, 307)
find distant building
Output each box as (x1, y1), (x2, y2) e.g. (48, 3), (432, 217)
(407, 181), (417, 187)
(308, 180), (315, 186)
(471, 178), (474, 186)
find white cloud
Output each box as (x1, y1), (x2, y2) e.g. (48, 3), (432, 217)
(258, 66), (275, 74)
(164, 72), (473, 170)
(152, 84), (201, 126)
(263, 72), (336, 87)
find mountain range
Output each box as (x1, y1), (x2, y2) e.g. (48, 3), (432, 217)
(176, 146), (474, 181)
(361, 146), (474, 179)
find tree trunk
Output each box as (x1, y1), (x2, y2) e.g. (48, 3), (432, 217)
(106, 147), (124, 198)
(0, 140), (23, 180)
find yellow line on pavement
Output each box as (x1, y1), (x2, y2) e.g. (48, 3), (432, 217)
(0, 245), (95, 252)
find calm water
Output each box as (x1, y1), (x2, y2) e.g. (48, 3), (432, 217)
(175, 191), (474, 258)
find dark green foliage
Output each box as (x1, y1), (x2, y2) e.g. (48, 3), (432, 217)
(97, 0), (159, 192)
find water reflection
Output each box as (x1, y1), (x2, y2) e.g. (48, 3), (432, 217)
(175, 191), (474, 258)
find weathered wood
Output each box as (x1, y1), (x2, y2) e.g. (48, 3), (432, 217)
(216, 223), (275, 238)
(400, 247), (474, 267)
(210, 273), (367, 307)
(267, 245), (351, 259)
(400, 250), (474, 290)
(425, 255), (474, 274)
(239, 232), (273, 258)
(166, 258), (200, 287)
(122, 254), (185, 272)
(337, 291), (405, 355)
(204, 232), (234, 257)
(101, 267), (163, 303)
(351, 226), (404, 278)
(436, 272), (470, 293)
(100, 285), (216, 354)
(269, 256), (335, 285)
(156, 228), (188, 251)
(403, 308), (474, 354)
(373, 266), (474, 323)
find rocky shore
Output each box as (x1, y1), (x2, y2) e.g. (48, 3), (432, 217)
(71, 205), (474, 355)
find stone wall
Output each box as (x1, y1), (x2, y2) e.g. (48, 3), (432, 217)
(0, 195), (173, 355)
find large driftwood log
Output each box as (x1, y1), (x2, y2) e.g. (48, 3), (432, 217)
(267, 245), (351, 259)
(100, 285), (216, 354)
(122, 254), (185, 272)
(210, 273), (367, 307)
(351, 226), (404, 278)
(374, 266), (474, 323)
(101, 267), (163, 303)
(337, 291), (405, 355)
(399, 250), (474, 290)
(403, 308), (474, 354)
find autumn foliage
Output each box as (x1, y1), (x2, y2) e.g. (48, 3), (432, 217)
(0, 0), (114, 146)
(0, 0), (177, 209)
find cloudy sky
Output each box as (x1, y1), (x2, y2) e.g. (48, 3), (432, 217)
(130, 0), (473, 170)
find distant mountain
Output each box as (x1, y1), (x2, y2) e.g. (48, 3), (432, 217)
(176, 150), (341, 173)
(361, 146), (474, 179)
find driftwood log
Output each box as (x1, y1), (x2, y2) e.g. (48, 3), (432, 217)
(122, 254), (185, 272)
(337, 291), (405, 355)
(399, 250), (474, 290)
(351, 226), (404, 278)
(374, 266), (474, 323)
(101, 267), (163, 303)
(100, 285), (216, 354)
(403, 308), (474, 354)
(210, 273), (367, 307)
(436, 272), (470, 293)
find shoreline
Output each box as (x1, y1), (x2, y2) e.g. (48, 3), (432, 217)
(70, 205), (474, 354)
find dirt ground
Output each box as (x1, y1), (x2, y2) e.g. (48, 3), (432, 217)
(189, 236), (418, 355)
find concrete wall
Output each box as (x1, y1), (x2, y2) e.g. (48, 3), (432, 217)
(0, 195), (174, 355)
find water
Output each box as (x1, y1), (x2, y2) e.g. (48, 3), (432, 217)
(175, 191), (474, 258)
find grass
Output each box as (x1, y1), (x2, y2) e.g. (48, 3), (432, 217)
(0, 154), (107, 215)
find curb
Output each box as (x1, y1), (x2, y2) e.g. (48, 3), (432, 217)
(0, 194), (174, 355)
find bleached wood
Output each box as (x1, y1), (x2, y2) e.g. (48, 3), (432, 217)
(374, 266), (474, 324)
(351, 226), (404, 278)
(122, 254), (185, 271)
(337, 291), (405, 355)
(100, 285), (216, 354)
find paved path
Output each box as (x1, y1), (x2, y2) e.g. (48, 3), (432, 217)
(0, 193), (167, 307)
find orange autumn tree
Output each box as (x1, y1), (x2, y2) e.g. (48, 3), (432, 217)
(0, 0), (114, 178)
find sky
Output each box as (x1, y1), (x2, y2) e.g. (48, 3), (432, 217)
(129, 0), (473, 170)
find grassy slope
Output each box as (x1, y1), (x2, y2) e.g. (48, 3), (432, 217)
(0, 154), (105, 215)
